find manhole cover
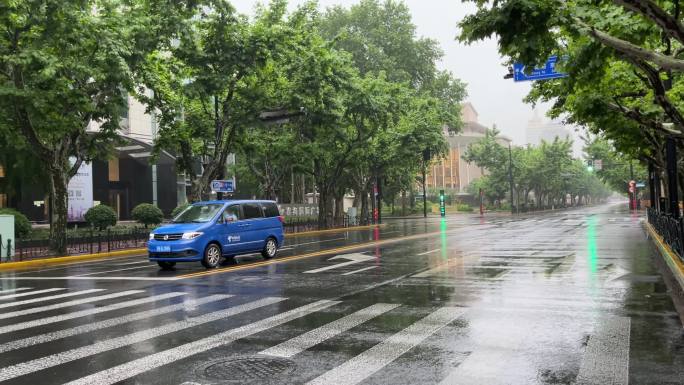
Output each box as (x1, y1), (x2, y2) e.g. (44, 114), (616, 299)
(197, 357), (297, 383)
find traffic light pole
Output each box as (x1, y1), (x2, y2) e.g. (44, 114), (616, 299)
(508, 143), (515, 214)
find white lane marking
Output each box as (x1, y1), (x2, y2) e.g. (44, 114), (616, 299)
(0, 290), (144, 320)
(63, 300), (339, 385)
(116, 261), (149, 266)
(74, 265), (154, 276)
(260, 303), (399, 358)
(303, 253), (375, 274)
(412, 265), (448, 278)
(0, 292), (187, 336)
(0, 287), (32, 294)
(0, 289), (104, 309)
(306, 307), (467, 385)
(0, 297), (287, 382)
(576, 316), (630, 385)
(416, 249), (440, 256)
(0, 294), (232, 354)
(291, 237), (347, 247)
(279, 247), (294, 251)
(0, 287), (65, 300)
(0, 277), (177, 281)
(341, 266), (379, 276)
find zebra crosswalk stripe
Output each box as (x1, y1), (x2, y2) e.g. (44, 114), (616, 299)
(306, 307), (467, 385)
(0, 291), (186, 335)
(0, 290), (144, 320)
(0, 287), (33, 295)
(62, 300), (340, 385)
(260, 303), (400, 358)
(0, 289), (104, 309)
(0, 287), (65, 300)
(0, 294), (233, 354)
(0, 297), (287, 381)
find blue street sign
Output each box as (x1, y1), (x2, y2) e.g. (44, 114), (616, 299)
(211, 179), (234, 193)
(513, 56), (567, 82)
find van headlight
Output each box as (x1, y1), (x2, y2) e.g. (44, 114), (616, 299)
(149, 233), (155, 241)
(181, 232), (203, 240)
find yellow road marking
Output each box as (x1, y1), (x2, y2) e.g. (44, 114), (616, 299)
(284, 224), (385, 238)
(176, 229), (451, 280)
(644, 222), (684, 290)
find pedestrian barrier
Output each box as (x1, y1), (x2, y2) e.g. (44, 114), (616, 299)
(647, 207), (684, 262)
(12, 228), (149, 262)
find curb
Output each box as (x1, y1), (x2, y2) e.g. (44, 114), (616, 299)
(643, 222), (684, 291)
(0, 248), (147, 271)
(284, 224), (385, 237)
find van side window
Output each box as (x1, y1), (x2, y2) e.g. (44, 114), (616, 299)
(222, 205), (241, 222)
(242, 203), (263, 219)
(261, 202), (280, 217)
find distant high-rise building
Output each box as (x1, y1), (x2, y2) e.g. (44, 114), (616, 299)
(525, 110), (572, 146)
(425, 102), (511, 193)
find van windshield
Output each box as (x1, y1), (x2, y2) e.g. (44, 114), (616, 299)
(173, 204), (223, 223)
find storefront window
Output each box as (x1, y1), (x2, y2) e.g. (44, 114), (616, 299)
(108, 158), (119, 182)
(0, 165), (5, 178)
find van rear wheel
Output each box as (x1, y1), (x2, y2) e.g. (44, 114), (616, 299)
(157, 261), (176, 270)
(261, 238), (278, 259)
(202, 243), (222, 269)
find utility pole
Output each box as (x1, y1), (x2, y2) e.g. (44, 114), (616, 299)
(508, 143), (515, 214)
(422, 149), (430, 218)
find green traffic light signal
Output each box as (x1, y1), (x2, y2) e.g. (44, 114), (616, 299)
(439, 190), (446, 217)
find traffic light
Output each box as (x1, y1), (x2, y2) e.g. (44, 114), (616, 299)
(439, 190), (446, 217)
(586, 159), (594, 172)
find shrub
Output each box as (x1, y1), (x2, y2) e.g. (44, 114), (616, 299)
(171, 203), (190, 218)
(0, 208), (31, 238)
(131, 203), (164, 228)
(84, 205), (117, 231)
(456, 204), (473, 212)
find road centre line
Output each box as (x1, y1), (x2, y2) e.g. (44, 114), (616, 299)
(0, 294), (232, 354)
(575, 316), (630, 385)
(341, 266), (379, 275)
(0, 297), (286, 382)
(259, 303), (399, 358)
(62, 300), (340, 385)
(306, 307), (467, 385)
(176, 227), (465, 280)
(0, 292), (187, 336)
(0, 287), (65, 300)
(0, 290), (144, 320)
(0, 288), (104, 309)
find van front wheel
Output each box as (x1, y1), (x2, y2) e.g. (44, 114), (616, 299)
(202, 243), (222, 268)
(261, 238), (278, 259)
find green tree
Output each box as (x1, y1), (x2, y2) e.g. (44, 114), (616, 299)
(0, 0), (194, 254)
(138, 0), (291, 202)
(85, 205), (117, 232)
(131, 203), (164, 228)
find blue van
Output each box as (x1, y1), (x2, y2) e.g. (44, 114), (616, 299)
(148, 200), (285, 269)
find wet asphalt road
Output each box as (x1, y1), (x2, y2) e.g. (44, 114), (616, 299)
(0, 204), (682, 385)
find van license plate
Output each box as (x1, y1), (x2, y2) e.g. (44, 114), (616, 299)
(155, 246), (171, 253)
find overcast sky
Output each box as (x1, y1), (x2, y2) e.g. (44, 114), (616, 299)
(232, 0), (582, 153)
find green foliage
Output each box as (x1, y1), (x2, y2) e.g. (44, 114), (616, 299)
(131, 204), (164, 228)
(171, 203), (191, 218)
(456, 204), (473, 212)
(84, 205), (118, 232)
(0, 208), (31, 239)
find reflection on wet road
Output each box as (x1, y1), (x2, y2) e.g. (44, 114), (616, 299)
(0, 204), (682, 384)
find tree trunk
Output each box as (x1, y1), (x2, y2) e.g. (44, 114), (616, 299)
(317, 183), (334, 229)
(334, 190), (345, 225)
(401, 190), (407, 216)
(49, 169), (69, 255)
(360, 190), (369, 224)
